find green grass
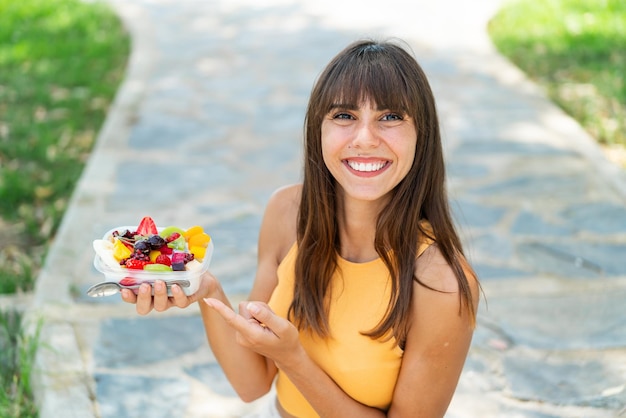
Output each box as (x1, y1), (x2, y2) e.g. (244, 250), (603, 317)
(0, 0), (129, 415)
(0, 0), (621, 415)
(0, 0), (129, 294)
(0, 310), (41, 418)
(488, 0), (626, 148)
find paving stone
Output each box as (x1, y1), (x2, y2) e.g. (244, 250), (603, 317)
(448, 408), (565, 418)
(95, 316), (205, 368)
(207, 214), (261, 294)
(472, 317), (515, 353)
(473, 263), (531, 280)
(469, 231), (515, 262)
(503, 355), (626, 410)
(511, 211), (574, 237)
(201, 102), (258, 127)
(452, 199), (507, 228)
(447, 161), (491, 179)
(128, 112), (208, 149)
(471, 174), (588, 201)
(453, 139), (578, 157)
(199, 213), (259, 294)
(30, 0), (626, 417)
(96, 374), (189, 418)
(560, 201), (626, 234)
(76, 283), (125, 304)
(109, 160), (237, 210)
(184, 362), (239, 397)
(484, 291), (626, 349)
(517, 241), (626, 278)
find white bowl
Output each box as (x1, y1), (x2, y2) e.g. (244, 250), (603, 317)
(92, 225), (213, 296)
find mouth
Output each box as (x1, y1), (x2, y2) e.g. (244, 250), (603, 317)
(345, 160), (390, 173)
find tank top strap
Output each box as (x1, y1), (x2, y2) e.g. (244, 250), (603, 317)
(417, 219), (435, 257)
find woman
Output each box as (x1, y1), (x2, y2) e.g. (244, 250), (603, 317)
(124, 38), (479, 418)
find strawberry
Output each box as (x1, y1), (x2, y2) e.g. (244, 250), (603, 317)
(125, 259), (151, 270)
(165, 232), (181, 243)
(119, 277), (139, 286)
(136, 216), (158, 236)
(158, 245), (173, 255)
(155, 254), (172, 266)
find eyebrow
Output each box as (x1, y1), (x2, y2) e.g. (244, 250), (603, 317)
(328, 103), (358, 111)
(328, 102), (407, 114)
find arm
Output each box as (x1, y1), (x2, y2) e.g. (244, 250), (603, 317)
(122, 184), (300, 402)
(206, 248), (478, 418)
(388, 245), (479, 417)
(262, 245), (478, 418)
(205, 298), (389, 417)
(202, 184), (300, 400)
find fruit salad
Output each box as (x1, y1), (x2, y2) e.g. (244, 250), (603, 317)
(92, 216), (213, 295)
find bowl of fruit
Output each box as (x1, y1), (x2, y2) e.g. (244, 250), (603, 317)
(90, 216), (213, 297)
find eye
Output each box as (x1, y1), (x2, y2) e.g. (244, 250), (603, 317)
(333, 112), (354, 120)
(381, 112), (403, 121)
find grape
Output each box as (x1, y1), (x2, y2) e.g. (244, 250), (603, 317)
(147, 234), (166, 249)
(134, 240), (151, 253)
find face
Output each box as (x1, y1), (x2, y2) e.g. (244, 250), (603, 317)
(321, 99), (417, 205)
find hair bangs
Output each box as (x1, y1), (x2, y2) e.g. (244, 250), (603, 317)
(319, 48), (415, 116)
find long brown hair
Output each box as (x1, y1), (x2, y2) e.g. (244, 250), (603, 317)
(289, 39), (477, 345)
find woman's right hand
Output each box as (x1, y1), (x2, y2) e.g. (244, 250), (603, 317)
(121, 271), (218, 315)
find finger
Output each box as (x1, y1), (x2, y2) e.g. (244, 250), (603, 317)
(135, 283), (154, 315)
(170, 284), (190, 307)
(153, 280), (170, 312)
(204, 298), (239, 323)
(121, 288), (137, 304)
(239, 301), (254, 321)
(205, 298), (266, 336)
(246, 302), (287, 335)
(189, 274), (213, 303)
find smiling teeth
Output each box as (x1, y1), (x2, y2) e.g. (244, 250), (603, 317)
(348, 161), (386, 172)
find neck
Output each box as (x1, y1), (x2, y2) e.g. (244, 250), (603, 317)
(337, 194), (386, 263)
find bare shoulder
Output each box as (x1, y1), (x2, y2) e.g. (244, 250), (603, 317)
(262, 184), (301, 257)
(413, 243), (480, 324)
(414, 244), (478, 298)
(388, 245), (478, 416)
(249, 184), (300, 301)
(266, 183), (301, 217)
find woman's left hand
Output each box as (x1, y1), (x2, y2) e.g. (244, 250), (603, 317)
(204, 298), (303, 368)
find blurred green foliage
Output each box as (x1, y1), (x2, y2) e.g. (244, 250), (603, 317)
(489, 0), (626, 147)
(0, 0), (129, 415)
(0, 0), (129, 293)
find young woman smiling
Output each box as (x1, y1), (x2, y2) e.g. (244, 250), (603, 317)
(123, 38), (480, 418)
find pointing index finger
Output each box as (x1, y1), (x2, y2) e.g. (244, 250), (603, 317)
(205, 298), (274, 336)
(245, 302), (285, 334)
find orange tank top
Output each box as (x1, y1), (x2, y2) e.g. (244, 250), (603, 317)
(267, 222), (435, 417)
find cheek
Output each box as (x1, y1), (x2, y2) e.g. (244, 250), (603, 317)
(401, 129), (418, 159)
(321, 129), (344, 163)
(393, 137), (417, 174)
(321, 140), (339, 172)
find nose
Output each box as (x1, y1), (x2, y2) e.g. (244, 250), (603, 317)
(351, 121), (380, 149)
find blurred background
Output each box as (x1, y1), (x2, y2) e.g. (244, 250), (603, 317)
(0, 0), (624, 417)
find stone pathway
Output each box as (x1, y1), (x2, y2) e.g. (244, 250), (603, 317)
(30, 0), (626, 417)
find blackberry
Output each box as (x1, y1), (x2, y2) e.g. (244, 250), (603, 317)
(134, 240), (151, 253)
(147, 234), (166, 249)
(130, 249), (150, 261)
(113, 229), (134, 239)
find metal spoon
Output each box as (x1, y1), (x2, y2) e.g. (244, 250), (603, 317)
(86, 279), (191, 297)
